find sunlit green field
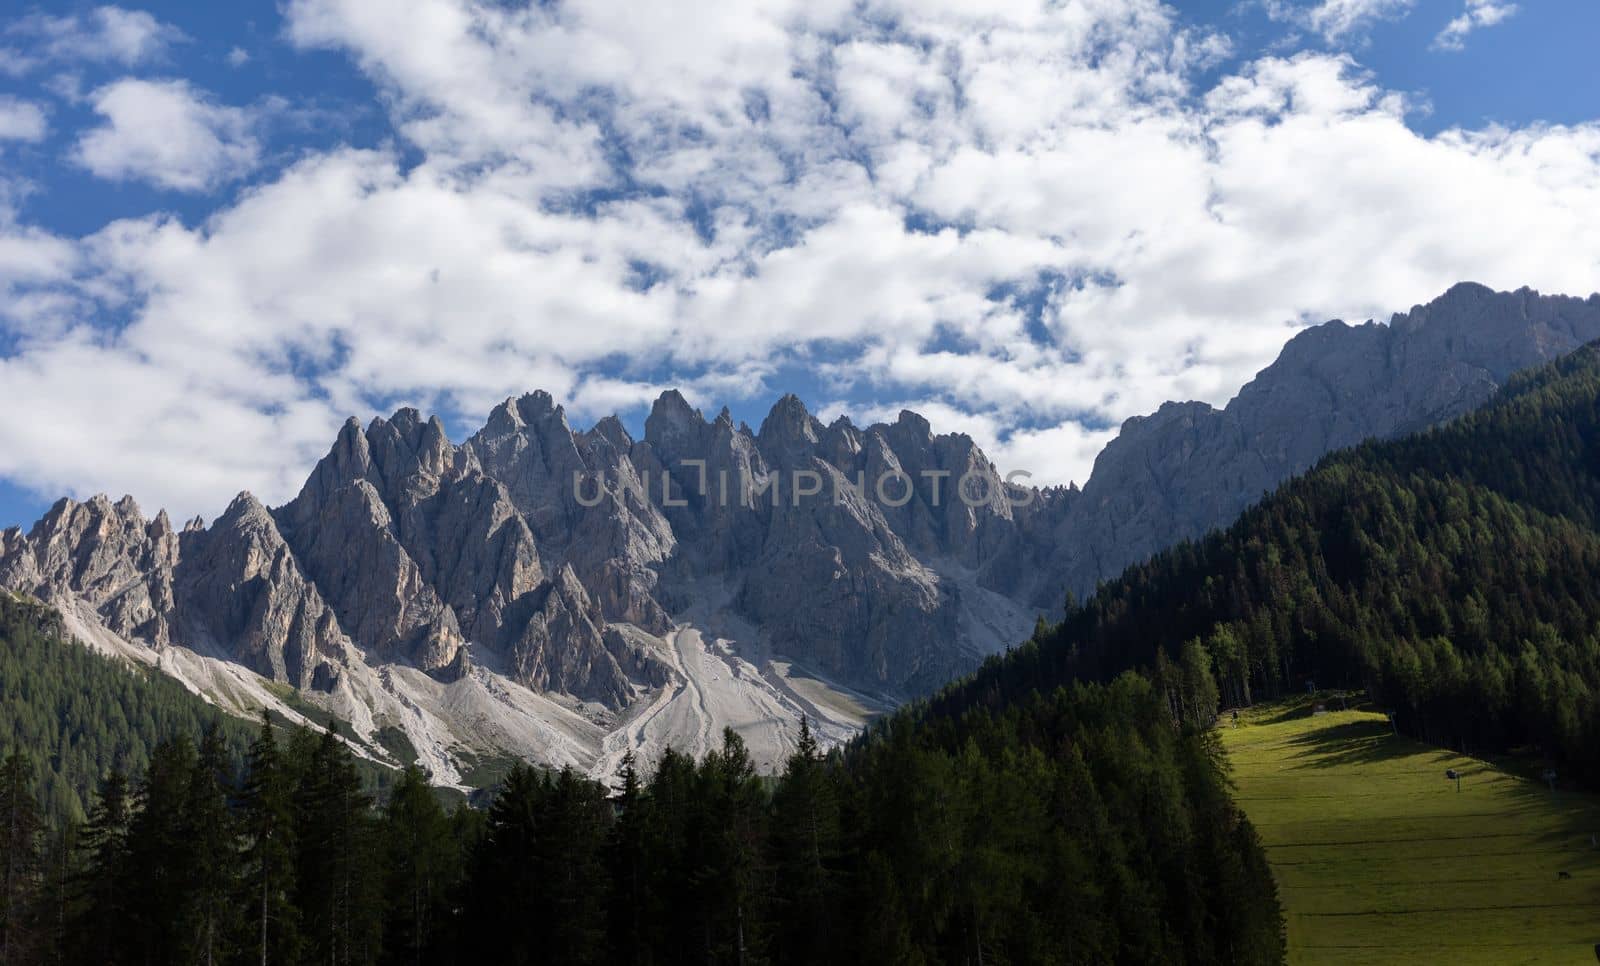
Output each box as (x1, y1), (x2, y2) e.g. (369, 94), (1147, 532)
(1221, 698), (1600, 965)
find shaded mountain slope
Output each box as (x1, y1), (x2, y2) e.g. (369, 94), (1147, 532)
(940, 343), (1600, 783)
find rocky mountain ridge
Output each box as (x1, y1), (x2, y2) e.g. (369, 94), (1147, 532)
(4, 281), (1598, 779)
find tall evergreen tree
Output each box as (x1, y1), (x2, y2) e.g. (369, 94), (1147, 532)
(182, 722), (241, 966)
(239, 714), (299, 966)
(294, 726), (380, 966)
(539, 768), (610, 966)
(605, 752), (649, 966)
(0, 751), (42, 966)
(122, 736), (200, 964)
(770, 718), (839, 966)
(71, 771), (132, 966)
(463, 763), (544, 965)
(381, 766), (454, 966)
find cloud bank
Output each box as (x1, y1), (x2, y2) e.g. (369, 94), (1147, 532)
(0, 0), (1596, 523)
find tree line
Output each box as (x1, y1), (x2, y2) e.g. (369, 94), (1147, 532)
(0, 672), (1283, 965)
(0, 592), (260, 826)
(938, 342), (1600, 785)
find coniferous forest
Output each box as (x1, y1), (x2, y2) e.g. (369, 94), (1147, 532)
(0, 593), (258, 825)
(948, 342), (1600, 785)
(32, 328), (1600, 965)
(0, 600), (1283, 965)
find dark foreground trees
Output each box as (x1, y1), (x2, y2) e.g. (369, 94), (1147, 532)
(0, 671), (1283, 966)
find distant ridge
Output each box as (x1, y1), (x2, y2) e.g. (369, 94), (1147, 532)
(4, 282), (1599, 779)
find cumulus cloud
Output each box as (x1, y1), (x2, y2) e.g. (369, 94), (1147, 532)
(0, 180), (80, 335)
(1434, 0), (1518, 51)
(0, 97), (47, 142)
(1266, 0), (1416, 42)
(3, 6), (184, 73)
(0, 0), (1596, 522)
(73, 79), (260, 192)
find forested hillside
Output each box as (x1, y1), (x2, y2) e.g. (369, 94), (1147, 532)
(0, 673), (1283, 965)
(0, 592), (257, 824)
(943, 343), (1600, 784)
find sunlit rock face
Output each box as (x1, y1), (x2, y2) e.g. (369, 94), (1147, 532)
(5, 283), (1598, 718)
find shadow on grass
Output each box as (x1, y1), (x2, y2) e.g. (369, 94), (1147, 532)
(1285, 721), (1418, 770)
(1495, 781), (1600, 855)
(1253, 691), (1371, 726)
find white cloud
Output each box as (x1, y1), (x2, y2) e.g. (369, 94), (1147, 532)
(226, 46), (250, 67)
(3, 6), (184, 73)
(0, 97), (47, 142)
(0, 179), (81, 335)
(1267, 0), (1416, 42)
(0, 0), (1596, 522)
(73, 79), (260, 192)
(1434, 0), (1518, 51)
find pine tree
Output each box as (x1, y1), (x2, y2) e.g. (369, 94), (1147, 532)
(123, 736), (200, 963)
(697, 728), (766, 966)
(240, 714), (299, 966)
(463, 763), (545, 964)
(381, 766), (453, 966)
(294, 726), (380, 966)
(540, 767), (610, 966)
(605, 752), (648, 966)
(1180, 640), (1221, 731)
(770, 717), (840, 965)
(182, 722), (241, 965)
(0, 751), (42, 965)
(72, 771), (131, 966)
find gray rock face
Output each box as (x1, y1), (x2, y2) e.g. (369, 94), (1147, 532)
(2, 282), (1597, 718)
(173, 493), (346, 687)
(1043, 283), (1600, 602)
(0, 491), (347, 688)
(0, 494), (180, 645)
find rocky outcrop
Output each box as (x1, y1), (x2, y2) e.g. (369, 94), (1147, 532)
(172, 493), (347, 687)
(3, 282), (1597, 723)
(272, 400), (667, 700)
(506, 564), (636, 706)
(0, 494), (184, 645)
(1045, 284), (1600, 601)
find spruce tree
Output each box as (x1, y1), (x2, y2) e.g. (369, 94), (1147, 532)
(770, 717), (840, 965)
(182, 722), (241, 965)
(605, 752), (648, 966)
(123, 736), (201, 963)
(239, 714), (298, 966)
(294, 726), (379, 966)
(72, 771), (131, 966)
(0, 751), (42, 966)
(381, 766), (453, 966)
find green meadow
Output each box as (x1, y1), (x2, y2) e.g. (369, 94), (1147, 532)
(1222, 697), (1600, 965)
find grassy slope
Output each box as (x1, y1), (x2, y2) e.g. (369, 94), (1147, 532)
(1222, 696), (1600, 965)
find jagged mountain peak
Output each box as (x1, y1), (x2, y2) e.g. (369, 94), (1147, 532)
(644, 389), (707, 451)
(891, 408), (932, 441)
(585, 414), (633, 452)
(219, 490), (273, 523)
(516, 389), (561, 423)
(481, 390), (568, 437)
(5, 282), (1596, 782)
(756, 393), (821, 452)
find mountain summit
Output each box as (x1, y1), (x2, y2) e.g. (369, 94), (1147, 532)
(4, 283), (1599, 782)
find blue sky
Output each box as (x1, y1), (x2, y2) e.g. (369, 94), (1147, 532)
(1, 0), (1597, 529)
